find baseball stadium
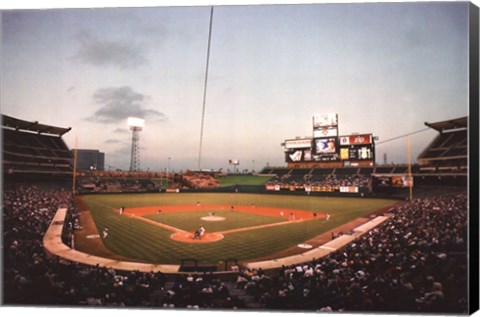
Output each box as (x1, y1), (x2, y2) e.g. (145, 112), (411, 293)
(1, 1), (478, 315)
(2, 111), (477, 313)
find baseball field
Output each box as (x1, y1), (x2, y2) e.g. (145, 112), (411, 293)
(75, 192), (399, 266)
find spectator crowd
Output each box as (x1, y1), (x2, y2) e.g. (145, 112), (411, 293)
(76, 177), (160, 194)
(2, 183), (469, 313)
(2, 183), (243, 308)
(266, 173), (371, 192)
(233, 192), (468, 313)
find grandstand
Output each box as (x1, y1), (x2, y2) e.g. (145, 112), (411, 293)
(418, 117), (468, 173)
(2, 114), (73, 181)
(415, 117), (468, 187)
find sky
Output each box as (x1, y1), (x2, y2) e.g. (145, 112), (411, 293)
(0, 1), (472, 173)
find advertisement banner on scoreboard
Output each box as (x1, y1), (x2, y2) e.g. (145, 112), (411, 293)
(288, 150), (303, 162)
(313, 128), (338, 138)
(339, 134), (372, 145)
(284, 138), (312, 149)
(286, 149), (313, 162)
(313, 113), (338, 128)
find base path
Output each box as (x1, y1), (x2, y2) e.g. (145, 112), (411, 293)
(121, 205), (319, 244)
(120, 205), (325, 221)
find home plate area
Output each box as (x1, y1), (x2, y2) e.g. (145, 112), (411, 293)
(171, 231), (225, 243)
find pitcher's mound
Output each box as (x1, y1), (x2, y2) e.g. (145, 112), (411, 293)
(171, 232), (224, 243)
(200, 216), (226, 222)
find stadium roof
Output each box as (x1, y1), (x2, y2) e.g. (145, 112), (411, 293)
(1, 114), (72, 136)
(424, 116), (467, 133)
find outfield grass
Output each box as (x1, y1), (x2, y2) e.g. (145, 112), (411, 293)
(217, 175), (273, 187)
(79, 193), (398, 264)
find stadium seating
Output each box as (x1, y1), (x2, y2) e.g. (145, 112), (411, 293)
(2, 115), (73, 177)
(265, 167), (372, 192)
(76, 176), (160, 194)
(418, 117), (468, 171)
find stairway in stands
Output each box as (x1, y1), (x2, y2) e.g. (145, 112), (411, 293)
(223, 281), (265, 310)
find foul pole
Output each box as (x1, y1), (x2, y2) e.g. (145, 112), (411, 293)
(72, 137), (78, 193)
(407, 136), (413, 201)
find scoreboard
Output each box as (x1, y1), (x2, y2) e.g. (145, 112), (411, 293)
(285, 133), (375, 165)
(284, 114), (375, 166)
(339, 134), (374, 161)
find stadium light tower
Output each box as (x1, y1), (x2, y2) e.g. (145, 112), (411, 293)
(128, 117), (145, 172)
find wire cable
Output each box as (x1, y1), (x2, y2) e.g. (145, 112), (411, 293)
(375, 128), (431, 145)
(198, 6), (214, 170)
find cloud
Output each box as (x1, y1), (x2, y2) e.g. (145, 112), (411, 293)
(113, 128), (129, 134)
(86, 86), (166, 124)
(104, 139), (122, 144)
(74, 32), (147, 69)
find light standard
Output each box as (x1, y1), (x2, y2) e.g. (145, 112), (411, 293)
(127, 117), (145, 172)
(252, 160), (255, 173)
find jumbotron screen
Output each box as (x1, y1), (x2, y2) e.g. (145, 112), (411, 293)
(314, 138), (337, 154)
(285, 133), (375, 163)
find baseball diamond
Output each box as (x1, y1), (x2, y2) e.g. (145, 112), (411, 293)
(73, 193), (399, 266)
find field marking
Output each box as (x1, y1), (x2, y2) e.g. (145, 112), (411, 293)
(125, 213), (187, 233)
(117, 205), (320, 240)
(219, 218), (306, 235)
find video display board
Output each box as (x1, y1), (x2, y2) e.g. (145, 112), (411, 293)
(340, 145), (374, 161)
(312, 137), (339, 161)
(314, 137), (337, 154)
(339, 134), (374, 162)
(284, 115), (376, 165)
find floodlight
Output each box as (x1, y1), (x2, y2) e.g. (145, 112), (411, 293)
(127, 117), (145, 129)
